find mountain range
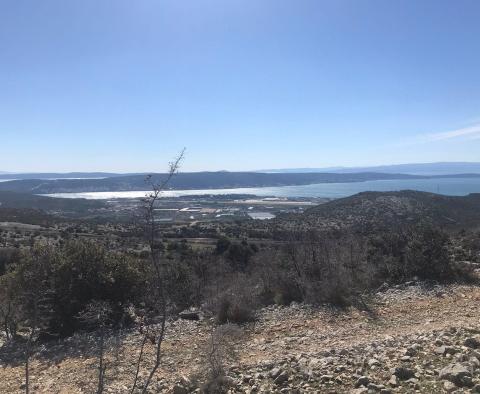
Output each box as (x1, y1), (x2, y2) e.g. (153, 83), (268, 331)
(2, 162), (480, 180)
(0, 172), (129, 180)
(260, 162), (480, 175)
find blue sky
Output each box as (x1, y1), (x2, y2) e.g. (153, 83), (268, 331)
(1, 0), (480, 172)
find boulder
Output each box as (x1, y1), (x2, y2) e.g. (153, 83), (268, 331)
(439, 362), (473, 387)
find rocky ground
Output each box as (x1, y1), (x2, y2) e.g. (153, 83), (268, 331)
(1, 283), (480, 393)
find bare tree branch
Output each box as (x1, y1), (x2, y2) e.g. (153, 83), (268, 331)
(130, 148), (185, 394)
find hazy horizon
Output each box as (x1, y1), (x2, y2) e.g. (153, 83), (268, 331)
(2, 161), (480, 175)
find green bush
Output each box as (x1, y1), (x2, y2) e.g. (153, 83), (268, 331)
(367, 224), (453, 282)
(2, 240), (145, 336)
(0, 248), (20, 276)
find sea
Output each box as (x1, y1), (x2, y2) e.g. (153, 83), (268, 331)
(43, 177), (480, 200)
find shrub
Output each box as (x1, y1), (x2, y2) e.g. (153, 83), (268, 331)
(225, 241), (256, 272)
(2, 240), (145, 336)
(404, 225), (451, 279)
(0, 271), (21, 339)
(367, 224), (454, 282)
(215, 236), (231, 254)
(200, 324), (241, 393)
(209, 275), (257, 324)
(215, 296), (255, 325)
(258, 232), (369, 307)
(0, 248), (20, 275)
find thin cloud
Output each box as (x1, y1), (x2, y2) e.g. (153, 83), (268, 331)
(422, 123), (480, 142)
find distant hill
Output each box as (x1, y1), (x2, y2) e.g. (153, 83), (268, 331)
(0, 172), (133, 180)
(0, 172), (430, 194)
(0, 191), (105, 213)
(286, 190), (480, 232)
(0, 207), (56, 226)
(262, 162), (480, 175)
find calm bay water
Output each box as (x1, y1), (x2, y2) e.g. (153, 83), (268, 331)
(45, 177), (480, 200)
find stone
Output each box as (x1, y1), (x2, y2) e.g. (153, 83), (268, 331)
(469, 356), (480, 368)
(368, 358), (380, 367)
(405, 347), (417, 356)
(368, 383), (385, 391)
(435, 345), (457, 356)
(434, 346), (446, 355)
(274, 371), (289, 385)
(388, 375), (398, 387)
(445, 346), (457, 355)
(439, 362), (473, 387)
(269, 367), (282, 380)
(354, 376), (370, 388)
(351, 389), (368, 394)
(465, 337), (480, 349)
(392, 367), (414, 380)
(179, 309), (201, 320)
(443, 381), (457, 392)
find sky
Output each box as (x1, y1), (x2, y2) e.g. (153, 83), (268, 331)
(1, 0), (480, 173)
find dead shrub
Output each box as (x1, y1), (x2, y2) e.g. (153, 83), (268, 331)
(207, 275), (258, 324)
(200, 324), (242, 393)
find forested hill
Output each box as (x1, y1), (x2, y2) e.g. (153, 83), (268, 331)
(0, 171), (464, 194)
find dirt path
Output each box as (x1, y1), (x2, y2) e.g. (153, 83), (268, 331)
(240, 286), (480, 365)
